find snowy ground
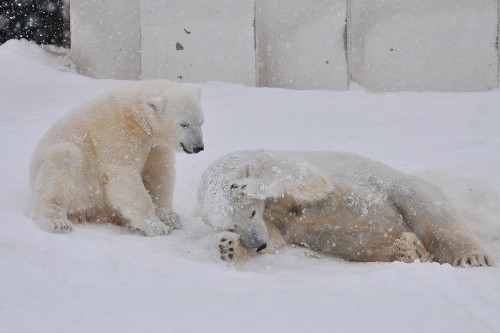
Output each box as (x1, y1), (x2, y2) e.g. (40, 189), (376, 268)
(1, 39), (500, 332)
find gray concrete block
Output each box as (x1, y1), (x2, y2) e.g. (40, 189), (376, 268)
(71, 0), (141, 80)
(348, 0), (498, 92)
(256, 0), (348, 90)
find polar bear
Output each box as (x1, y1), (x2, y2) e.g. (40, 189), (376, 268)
(31, 80), (204, 236)
(197, 150), (492, 267)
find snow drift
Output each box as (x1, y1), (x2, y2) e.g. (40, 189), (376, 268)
(0, 40), (499, 333)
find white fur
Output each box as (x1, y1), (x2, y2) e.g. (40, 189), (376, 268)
(31, 80), (204, 236)
(197, 150), (492, 267)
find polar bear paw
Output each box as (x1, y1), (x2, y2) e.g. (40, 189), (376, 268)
(37, 217), (73, 234)
(453, 252), (493, 267)
(157, 208), (182, 230)
(140, 217), (173, 237)
(214, 231), (244, 262)
(394, 232), (431, 263)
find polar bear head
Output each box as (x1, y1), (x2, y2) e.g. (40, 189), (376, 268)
(226, 189), (268, 252)
(147, 84), (204, 154)
(202, 155), (333, 252)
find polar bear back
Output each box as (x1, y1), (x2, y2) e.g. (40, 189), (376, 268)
(30, 80), (178, 187)
(197, 150), (398, 209)
(198, 150), (448, 231)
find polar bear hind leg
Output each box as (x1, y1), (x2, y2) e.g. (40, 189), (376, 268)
(394, 232), (431, 263)
(32, 143), (89, 233)
(386, 175), (492, 266)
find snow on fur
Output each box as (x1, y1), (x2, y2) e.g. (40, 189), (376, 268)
(197, 150), (491, 266)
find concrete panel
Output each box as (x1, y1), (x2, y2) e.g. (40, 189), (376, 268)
(256, 0), (348, 90)
(141, 24), (169, 79)
(140, 0), (255, 85)
(70, 0), (141, 80)
(348, 0), (498, 92)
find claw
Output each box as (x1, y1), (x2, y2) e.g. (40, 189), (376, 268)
(455, 253), (492, 267)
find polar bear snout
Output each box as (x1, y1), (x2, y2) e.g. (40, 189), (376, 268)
(193, 146), (204, 153)
(180, 143), (204, 154)
(178, 118), (204, 154)
(256, 243), (267, 252)
(246, 237), (267, 253)
(238, 222), (269, 253)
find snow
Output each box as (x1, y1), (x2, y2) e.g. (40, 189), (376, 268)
(1, 39), (500, 332)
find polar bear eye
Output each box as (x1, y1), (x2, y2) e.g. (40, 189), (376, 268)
(251, 210), (256, 218)
(180, 123), (190, 128)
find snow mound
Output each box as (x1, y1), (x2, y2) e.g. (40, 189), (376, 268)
(1, 40), (500, 333)
(0, 38), (74, 72)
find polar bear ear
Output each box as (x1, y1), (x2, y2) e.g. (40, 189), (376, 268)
(228, 164), (264, 199)
(229, 178), (266, 200)
(146, 95), (164, 113)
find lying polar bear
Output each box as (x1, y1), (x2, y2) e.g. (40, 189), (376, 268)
(31, 80), (204, 236)
(197, 150), (492, 267)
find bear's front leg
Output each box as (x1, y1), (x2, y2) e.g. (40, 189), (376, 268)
(143, 145), (182, 230)
(106, 166), (172, 236)
(214, 231), (251, 263)
(156, 208), (182, 230)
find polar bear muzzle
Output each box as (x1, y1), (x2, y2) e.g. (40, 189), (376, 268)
(179, 125), (204, 154)
(181, 142), (204, 154)
(256, 243), (267, 252)
(236, 215), (269, 252)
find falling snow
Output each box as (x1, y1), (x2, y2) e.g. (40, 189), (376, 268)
(0, 40), (500, 332)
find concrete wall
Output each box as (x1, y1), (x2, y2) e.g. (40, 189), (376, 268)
(348, 0), (498, 92)
(70, 0), (500, 91)
(70, 0), (141, 80)
(140, 0), (255, 85)
(255, 0), (347, 90)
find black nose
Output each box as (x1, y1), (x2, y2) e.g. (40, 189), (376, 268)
(256, 243), (267, 252)
(193, 146), (204, 154)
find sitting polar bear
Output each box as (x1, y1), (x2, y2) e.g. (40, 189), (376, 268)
(31, 80), (204, 236)
(197, 150), (492, 267)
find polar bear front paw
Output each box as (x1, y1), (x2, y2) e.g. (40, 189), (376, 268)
(217, 232), (239, 261)
(214, 231), (248, 262)
(37, 217), (73, 234)
(394, 232), (431, 263)
(140, 217), (173, 237)
(453, 252), (493, 267)
(157, 208), (182, 230)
